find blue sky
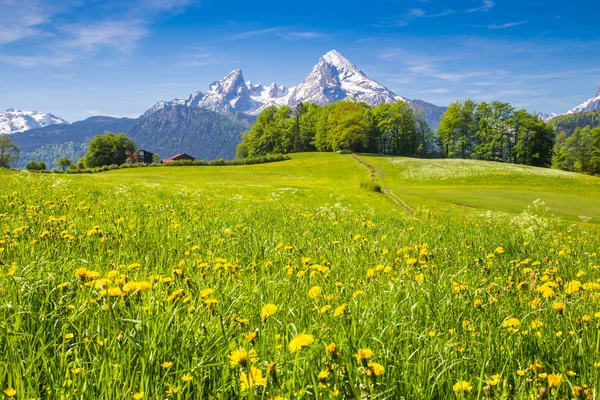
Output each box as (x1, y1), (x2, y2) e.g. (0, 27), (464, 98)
(1, 0), (599, 122)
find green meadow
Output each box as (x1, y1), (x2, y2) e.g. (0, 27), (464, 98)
(1, 153), (600, 399)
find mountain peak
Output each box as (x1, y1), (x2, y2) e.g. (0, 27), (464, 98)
(0, 109), (69, 135)
(595, 85), (600, 98)
(321, 50), (356, 70)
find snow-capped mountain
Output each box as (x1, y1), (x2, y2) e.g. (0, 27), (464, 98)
(537, 112), (558, 122)
(287, 50), (405, 107)
(567, 85), (600, 114)
(0, 109), (69, 135)
(144, 50), (439, 125)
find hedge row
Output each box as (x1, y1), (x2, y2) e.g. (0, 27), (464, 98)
(32, 154), (291, 174)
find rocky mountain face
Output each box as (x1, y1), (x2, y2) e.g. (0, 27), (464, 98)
(0, 108), (68, 135)
(128, 105), (251, 161)
(144, 50), (445, 129)
(567, 85), (600, 114)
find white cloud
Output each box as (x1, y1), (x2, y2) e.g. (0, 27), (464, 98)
(372, 7), (454, 28)
(467, 0), (495, 13)
(0, 0), (65, 44)
(418, 88), (451, 94)
(61, 20), (149, 53)
(0, 53), (74, 67)
(226, 27), (324, 41)
(488, 21), (529, 30)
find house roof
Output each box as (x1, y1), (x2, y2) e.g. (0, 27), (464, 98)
(161, 153), (195, 163)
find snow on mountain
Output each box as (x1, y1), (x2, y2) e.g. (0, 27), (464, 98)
(567, 85), (600, 114)
(288, 50), (406, 107)
(0, 108), (69, 135)
(144, 50), (425, 120)
(537, 112), (558, 122)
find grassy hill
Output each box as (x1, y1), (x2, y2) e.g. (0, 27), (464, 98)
(1, 154), (599, 399)
(65, 153), (600, 223)
(361, 155), (600, 223)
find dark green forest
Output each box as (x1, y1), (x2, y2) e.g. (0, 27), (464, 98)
(550, 110), (600, 134)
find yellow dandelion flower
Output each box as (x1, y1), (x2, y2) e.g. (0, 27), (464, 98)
(453, 381), (473, 393)
(501, 318), (520, 329)
(367, 362), (385, 376)
(133, 392), (144, 399)
(240, 366), (266, 391)
(333, 304), (347, 317)
(488, 374), (501, 386)
(3, 388), (16, 397)
(261, 304), (278, 321)
(355, 348), (374, 364)
(200, 288), (214, 298)
(318, 369), (330, 381)
(308, 286), (321, 299)
(547, 373), (562, 388)
(181, 375), (193, 382)
(161, 361), (173, 369)
(565, 280), (583, 294)
(288, 333), (314, 352)
(326, 343), (338, 357)
(228, 348), (257, 367)
(64, 333), (74, 339)
(531, 319), (543, 329)
(166, 387), (179, 395)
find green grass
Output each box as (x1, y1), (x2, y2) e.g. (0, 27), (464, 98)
(362, 156), (600, 223)
(1, 154), (600, 399)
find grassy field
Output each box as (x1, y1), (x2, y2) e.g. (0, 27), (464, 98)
(362, 155), (600, 223)
(1, 153), (600, 399)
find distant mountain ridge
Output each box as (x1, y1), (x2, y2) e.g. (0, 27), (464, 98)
(10, 116), (137, 169)
(128, 106), (250, 161)
(0, 108), (68, 134)
(144, 50), (446, 129)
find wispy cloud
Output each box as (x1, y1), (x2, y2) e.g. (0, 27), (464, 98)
(226, 26), (325, 40)
(61, 20), (149, 53)
(0, 0), (65, 44)
(488, 21), (529, 30)
(467, 0), (495, 13)
(177, 49), (226, 67)
(418, 88), (451, 94)
(407, 62), (502, 81)
(372, 7), (454, 28)
(0, 53), (75, 67)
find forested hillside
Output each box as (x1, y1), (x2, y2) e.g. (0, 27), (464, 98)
(127, 105), (250, 161)
(10, 116), (137, 169)
(550, 110), (600, 134)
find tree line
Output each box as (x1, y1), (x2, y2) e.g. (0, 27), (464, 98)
(553, 126), (600, 174)
(437, 100), (555, 167)
(236, 101), (439, 159)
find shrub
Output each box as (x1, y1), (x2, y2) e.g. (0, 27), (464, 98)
(360, 180), (382, 193)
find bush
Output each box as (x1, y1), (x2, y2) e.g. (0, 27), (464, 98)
(360, 180), (382, 193)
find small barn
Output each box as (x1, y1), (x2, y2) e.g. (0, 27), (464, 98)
(137, 149), (154, 164)
(160, 153), (196, 163)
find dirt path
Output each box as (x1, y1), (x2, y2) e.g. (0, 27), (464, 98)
(351, 154), (414, 215)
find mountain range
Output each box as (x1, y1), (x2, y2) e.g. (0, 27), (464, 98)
(3, 50), (600, 169)
(143, 50), (444, 129)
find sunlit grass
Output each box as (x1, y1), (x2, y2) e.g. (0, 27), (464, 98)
(1, 155), (599, 399)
